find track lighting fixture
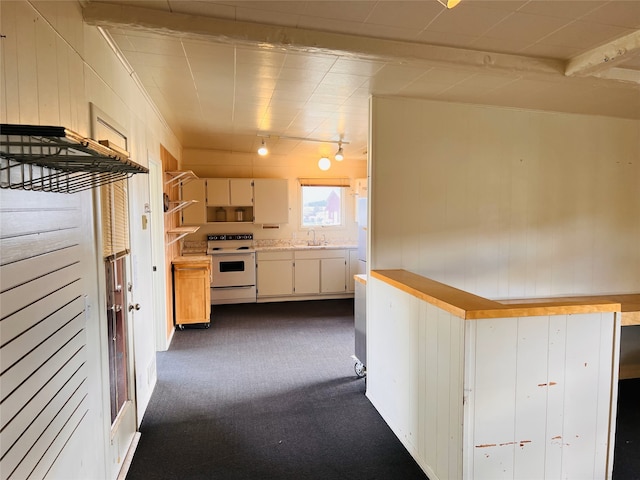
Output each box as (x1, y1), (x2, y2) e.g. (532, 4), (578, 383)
(334, 142), (344, 161)
(257, 138), (268, 156)
(436, 0), (461, 8)
(318, 157), (331, 171)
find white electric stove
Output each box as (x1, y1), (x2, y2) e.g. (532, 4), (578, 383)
(206, 234), (256, 305)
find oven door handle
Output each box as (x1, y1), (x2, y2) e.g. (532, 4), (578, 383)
(211, 285), (255, 290)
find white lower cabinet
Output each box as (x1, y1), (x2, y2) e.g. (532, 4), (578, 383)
(320, 257), (347, 293)
(294, 258), (320, 294)
(256, 251), (293, 297)
(257, 248), (356, 301)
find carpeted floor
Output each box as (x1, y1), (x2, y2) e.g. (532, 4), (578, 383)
(125, 299), (428, 480)
(613, 378), (640, 480)
(126, 299), (639, 480)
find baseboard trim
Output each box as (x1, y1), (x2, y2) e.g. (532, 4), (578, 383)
(117, 431), (141, 480)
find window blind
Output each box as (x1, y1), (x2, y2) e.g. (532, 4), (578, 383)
(101, 179), (129, 259)
(298, 177), (350, 187)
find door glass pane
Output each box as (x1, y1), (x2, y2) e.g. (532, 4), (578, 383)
(106, 257), (129, 424)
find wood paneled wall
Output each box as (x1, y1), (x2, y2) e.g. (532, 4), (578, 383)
(367, 276), (619, 480)
(161, 145), (179, 339)
(370, 96), (640, 299)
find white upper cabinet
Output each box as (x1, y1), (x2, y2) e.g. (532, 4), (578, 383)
(230, 179), (254, 206)
(253, 178), (289, 224)
(206, 178), (229, 206)
(206, 178), (253, 206)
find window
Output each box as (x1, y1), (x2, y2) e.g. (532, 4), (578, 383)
(301, 186), (343, 227)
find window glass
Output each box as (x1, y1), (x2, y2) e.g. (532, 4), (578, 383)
(301, 186), (343, 227)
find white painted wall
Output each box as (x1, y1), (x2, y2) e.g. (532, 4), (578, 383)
(370, 96), (640, 299)
(0, 1), (181, 478)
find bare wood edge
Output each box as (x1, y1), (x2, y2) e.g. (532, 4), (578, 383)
(354, 274), (367, 285)
(621, 311), (640, 326)
(465, 302), (621, 320)
(371, 269), (626, 321)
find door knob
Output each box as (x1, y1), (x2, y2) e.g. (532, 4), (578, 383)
(129, 303), (141, 312)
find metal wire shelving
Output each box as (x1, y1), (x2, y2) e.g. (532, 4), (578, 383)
(0, 124), (149, 194)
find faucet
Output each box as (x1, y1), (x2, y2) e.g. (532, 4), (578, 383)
(307, 229), (316, 246)
(321, 234), (327, 245)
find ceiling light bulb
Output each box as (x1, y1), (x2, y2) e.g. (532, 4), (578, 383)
(335, 144), (344, 161)
(258, 139), (268, 156)
(318, 157), (331, 171)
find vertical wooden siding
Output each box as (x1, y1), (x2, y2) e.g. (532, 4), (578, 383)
(0, 189), (89, 480)
(367, 276), (619, 480)
(367, 277), (465, 480)
(464, 312), (619, 479)
(161, 145), (179, 339)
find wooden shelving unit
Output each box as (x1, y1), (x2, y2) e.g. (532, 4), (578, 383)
(167, 226), (200, 245)
(164, 170), (198, 187)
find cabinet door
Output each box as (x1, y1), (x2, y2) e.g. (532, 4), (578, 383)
(321, 257), (347, 293)
(294, 258), (320, 294)
(181, 179), (207, 225)
(174, 266), (210, 324)
(253, 178), (288, 224)
(257, 259), (293, 297)
(206, 178), (230, 206)
(229, 179), (253, 206)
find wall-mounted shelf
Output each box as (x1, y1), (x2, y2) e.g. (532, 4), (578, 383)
(166, 199), (198, 215)
(167, 226), (200, 245)
(0, 123), (148, 194)
(165, 170), (198, 187)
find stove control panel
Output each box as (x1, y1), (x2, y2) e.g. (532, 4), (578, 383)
(207, 233), (253, 241)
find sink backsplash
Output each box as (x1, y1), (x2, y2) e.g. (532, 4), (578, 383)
(181, 238), (356, 255)
(182, 241), (207, 255)
(254, 237), (355, 248)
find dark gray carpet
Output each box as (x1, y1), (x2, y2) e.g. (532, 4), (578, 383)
(614, 378), (640, 480)
(125, 299), (428, 480)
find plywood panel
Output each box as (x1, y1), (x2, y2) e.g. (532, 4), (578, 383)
(0, 267), (82, 333)
(0, 245), (81, 291)
(1, 186), (90, 480)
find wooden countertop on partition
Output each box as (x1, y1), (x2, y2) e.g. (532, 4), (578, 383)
(371, 270), (638, 323)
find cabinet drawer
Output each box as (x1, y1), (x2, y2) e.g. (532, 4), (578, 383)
(294, 249), (346, 260)
(257, 250), (293, 261)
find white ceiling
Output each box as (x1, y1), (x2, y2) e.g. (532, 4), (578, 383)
(84, 0), (640, 163)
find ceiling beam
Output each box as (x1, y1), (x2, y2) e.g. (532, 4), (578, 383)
(565, 30), (640, 78)
(82, 2), (565, 77)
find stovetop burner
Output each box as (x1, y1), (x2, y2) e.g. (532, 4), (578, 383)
(206, 233), (254, 255)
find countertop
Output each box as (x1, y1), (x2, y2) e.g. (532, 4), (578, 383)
(181, 244), (357, 256)
(256, 244), (357, 252)
(371, 269), (639, 323)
